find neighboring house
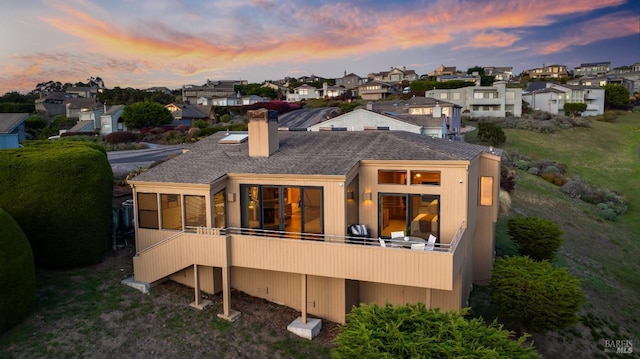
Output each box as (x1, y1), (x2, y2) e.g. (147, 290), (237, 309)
(425, 81), (522, 118)
(335, 71), (366, 90)
(65, 98), (100, 119)
(523, 83), (605, 116)
(0, 113), (28, 149)
(100, 105), (126, 135)
(428, 65), (457, 79)
(65, 86), (98, 98)
(526, 64), (569, 80)
(78, 105), (105, 130)
(365, 97), (462, 139)
(483, 67), (513, 82)
(146, 87), (173, 95)
(211, 96), (242, 107)
(68, 120), (95, 133)
(357, 81), (400, 101)
(323, 84), (347, 98)
(368, 67), (418, 84)
(165, 103), (216, 126)
(297, 74), (327, 83)
(242, 95), (266, 105)
(286, 84), (322, 102)
(182, 80), (244, 104)
(307, 107), (446, 138)
(35, 92), (70, 116)
(407, 97), (462, 139)
(574, 62), (611, 77)
(439, 73), (480, 86)
(261, 82), (288, 99)
(127, 109), (501, 337)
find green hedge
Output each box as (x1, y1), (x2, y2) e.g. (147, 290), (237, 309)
(0, 208), (36, 334)
(0, 141), (113, 268)
(332, 303), (540, 358)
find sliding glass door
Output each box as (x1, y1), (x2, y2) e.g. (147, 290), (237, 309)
(379, 193), (440, 240)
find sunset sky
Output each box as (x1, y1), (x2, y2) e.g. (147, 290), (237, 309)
(1, 0), (638, 94)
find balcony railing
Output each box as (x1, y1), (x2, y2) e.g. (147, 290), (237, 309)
(182, 222), (466, 253)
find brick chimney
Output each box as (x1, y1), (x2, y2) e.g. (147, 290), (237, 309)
(247, 109), (279, 157)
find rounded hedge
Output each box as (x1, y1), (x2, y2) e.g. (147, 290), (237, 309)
(332, 303), (541, 358)
(0, 208), (36, 334)
(507, 216), (563, 261)
(491, 256), (585, 333)
(0, 141), (113, 268)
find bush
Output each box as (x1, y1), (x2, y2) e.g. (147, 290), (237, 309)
(104, 131), (139, 144)
(598, 208), (617, 221)
(491, 256), (585, 333)
(603, 111), (618, 122)
(199, 127), (221, 137)
(332, 303), (540, 358)
(163, 131), (186, 144)
(0, 142), (113, 268)
(220, 114), (232, 123)
(527, 167), (540, 176)
(499, 189), (511, 215)
(516, 160), (529, 171)
(477, 122), (506, 146)
(500, 166), (516, 193)
(0, 208), (36, 334)
(193, 119), (208, 129)
(507, 216), (563, 261)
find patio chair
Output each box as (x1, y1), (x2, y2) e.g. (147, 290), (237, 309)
(378, 238), (387, 247)
(425, 234), (437, 251)
(411, 243), (426, 251)
(347, 224), (370, 245)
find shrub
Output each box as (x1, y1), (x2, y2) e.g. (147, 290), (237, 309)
(193, 119), (208, 129)
(491, 256), (585, 333)
(220, 114), (232, 123)
(499, 189), (511, 215)
(598, 208), (617, 221)
(527, 167), (540, 176)
(516, 160), (529, 171)
(477, 122), (506, 146)
(542, 165), (560, 174)
(500, 166), (516, 193)
(0, 208), (36, 334)
(174, 124), (190, 133)
(507, 216), (563, 261)
(332, 303), (540, 358)
(0, 142), (113, 268)
(187, 127), (201, 138)
(104, 131), (139, 144)
(163, 131), (186, 144)
(199, 127), (221, 137)
(560, 176), (590, 198)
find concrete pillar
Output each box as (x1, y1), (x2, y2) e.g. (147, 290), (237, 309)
(301, 274), (307, 324)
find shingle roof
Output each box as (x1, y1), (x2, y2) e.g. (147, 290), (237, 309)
(0, 113), (29, 133)
(131, 130), (495, 185)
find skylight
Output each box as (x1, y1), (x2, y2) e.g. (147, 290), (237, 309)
(218, 133), (248, 144)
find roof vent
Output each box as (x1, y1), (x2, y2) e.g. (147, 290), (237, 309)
(218, 133), (248, 144)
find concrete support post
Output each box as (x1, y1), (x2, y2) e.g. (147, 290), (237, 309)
(301, 274), (307, 324)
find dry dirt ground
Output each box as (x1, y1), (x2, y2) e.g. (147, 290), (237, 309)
(0, 247), (338, 359)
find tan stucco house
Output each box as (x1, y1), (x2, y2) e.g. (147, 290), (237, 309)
(127, 109), (501, 337)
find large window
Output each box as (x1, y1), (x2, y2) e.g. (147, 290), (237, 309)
(138, 193), (158, 229)
(161, 194), (182, 230)
(379, 194), (439, 240)
(240, 185), (323, 237)
(213, 190), (226, 228)
(185, 195), (206, 227)
(480, 176), (493, 206)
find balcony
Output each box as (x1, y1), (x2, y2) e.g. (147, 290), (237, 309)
(133, 222), (466, 291)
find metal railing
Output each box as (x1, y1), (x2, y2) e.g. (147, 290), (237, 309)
(182, 225), (463, 252)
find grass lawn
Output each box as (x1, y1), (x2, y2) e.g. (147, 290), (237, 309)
(0, 247), (336, 359)
(469, 112), (640, 358)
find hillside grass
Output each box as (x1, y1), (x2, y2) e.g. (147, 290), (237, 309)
(469, 113), (640, 358)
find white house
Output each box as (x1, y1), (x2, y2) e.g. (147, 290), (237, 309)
(307, 108), (446, 138)
(286, 84), (322, 102)
(425, 81), (522, 118)
(523, 83), (605, 116)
